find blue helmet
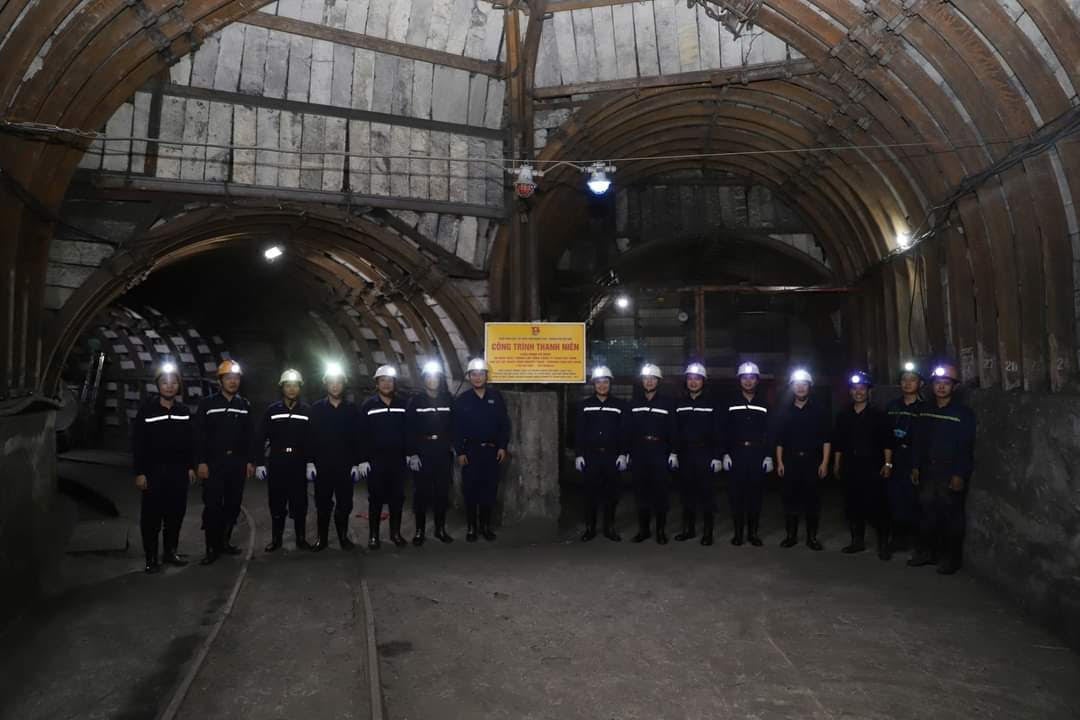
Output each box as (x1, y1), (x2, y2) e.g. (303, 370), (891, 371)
(848, 370), (873, 387)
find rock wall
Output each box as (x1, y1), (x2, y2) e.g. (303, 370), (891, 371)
(496, 390), (560, 524)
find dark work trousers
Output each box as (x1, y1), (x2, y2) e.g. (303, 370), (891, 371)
(202, 455), (246, 550)
(314, 464), (354, 525)
(728, 445), (766, 516)
(782, 450), (822, 519)
(844, 455), (887, 538)
(680, 448), (716, 514)
(461, 444), (500, 508)
(632, 444), (670, 513)
(369, 451), (406, 517)
(888, 447), (920, 528)
(142, 464), (189, 558)
(414, 445), (453, 515)
(268, 455), (308, 527)
(583, 448), (621, 517)
(918, 466), (966, 562)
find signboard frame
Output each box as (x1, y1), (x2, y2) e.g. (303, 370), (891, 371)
(483, 322), (587, 384)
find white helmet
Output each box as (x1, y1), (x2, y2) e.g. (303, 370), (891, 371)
(421, 360), (444, 377)
(640, 363), (662, 379)
(684, 362), (707, 379)
(374, 365), (398, 380)
(279, 368), (304, 386)
(322, 361), (346, 382)
(591, 366), (613, 381)
(789, 368), (813, 385)
(466, 358), (489, 374)
(737, 362), (760, 377)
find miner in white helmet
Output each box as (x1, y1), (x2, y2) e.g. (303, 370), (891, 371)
(773, 368), (830, 551)
(405, 360), (457, 546)
(255, 368), (315, 552)
(722, 361), (773, 547)
(626, 363), (676, 545)
(309, 362), (360, 552)
(452, 358), (511, 543)
(672, 361), (723, 546)
(573, 365), (630, 542)
(356, 364), (410, 550)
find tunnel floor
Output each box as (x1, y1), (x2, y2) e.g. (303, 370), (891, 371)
(3, 458), (1079, 719)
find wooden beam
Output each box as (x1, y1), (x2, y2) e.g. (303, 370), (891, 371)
(532, 59), (818, 99)
(367, 208), (487, 279)
(544, 0), (638, 12)
(71, 171), (508, 219)
(676, 284), (851, 294)
(150, 81), (504, 140)
(242, 13), (504, 78)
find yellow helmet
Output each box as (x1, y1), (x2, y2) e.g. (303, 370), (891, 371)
(217, 360), (242, 377)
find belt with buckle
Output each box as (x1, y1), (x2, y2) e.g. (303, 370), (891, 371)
(284, 447), (295, 454)
(641, 435), (662, 442)
(590, 446), (610, 452)
(423, 434), (442, 441)
(897, 443), (911, 450)
(224, 450), (234, 456)
(479, 442), (497, 448)
(738, 440), (761, 447)
(792, 450), (814, 457)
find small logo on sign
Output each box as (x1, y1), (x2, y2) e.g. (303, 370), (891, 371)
(531, 325), (541, 336)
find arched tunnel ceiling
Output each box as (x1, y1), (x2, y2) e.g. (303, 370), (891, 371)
(1, 0), (1080, 397)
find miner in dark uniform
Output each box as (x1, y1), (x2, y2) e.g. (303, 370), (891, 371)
(886, 362), (925, 552)
(722, 361), (773, 547)
(574, 365), (629, 542)
(452, 358), (511, 543)
(195, 360), (255, 565)
(627, 363), (675, 545)
(357, 364), (410, 550)
(310, 362), (359, 551)
(774, 368), (831, 551)
(908, 362), (976, 575)
(406, 360), (457, 546)
(673, 362), (723, 546)
(133, 362), (196, 573)
(255, 369), (316, 552)
(832, 371), (893, 560)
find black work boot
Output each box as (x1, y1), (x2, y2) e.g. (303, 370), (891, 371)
(144, 541), (161, 574)
(655, 511), (668, 545)
(602, 505), (621, 542)
(434, 511), (454, 543)
(747, 514), (763, 546)
(877, 525), (892, 561)
(631, 510), (651, 543)
(223, 524), (242, 555)
(581, 505), (598, 542)
(731, 513), (745, 546)
(162, 545), (188, 566)
(479, 506), (497, 541)
(312, 513), (331, 552)
(806, 515), (823, 551)
(700, 512), (714, 546)
(466, 504), (479, 542)
(780, 515), (799, 548)
(413, 512), (427, 546)
(265, 517), (284, 553)
(674, 511), (696, 542)
(389, 511), (407, 547)
(201, 531), (221, 565)
(937, 540), (962, 575)
(294, 516), (312, 550)
(335, 518), (355, 550)
(841, 523), (866, 554)
(368, 513), (382, 550)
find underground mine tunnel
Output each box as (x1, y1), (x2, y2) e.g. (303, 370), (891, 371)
(2, 0), (1080, 718)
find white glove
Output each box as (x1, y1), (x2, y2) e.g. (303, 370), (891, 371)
(407, 454), (422, 472)
(255, 465), (268, 481)
(616, 454), (629, 472)
(305, 462), (317, 481)
(357, 462), (372, 479)
(710, 459), (723, 474)
(668, 453), (679, 470)
(762, 457), (775, 473)
(575, 456), (586, 472)
(350, 465), (360, 483)
(722, 454), (733, 471)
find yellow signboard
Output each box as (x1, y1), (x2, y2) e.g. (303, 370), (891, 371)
(485, 322), (587, 384)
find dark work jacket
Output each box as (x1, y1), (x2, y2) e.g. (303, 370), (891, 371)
(627, 389), (674, 454)
(775, 398), (831, 454)
(673, 390), (722, 456)
(452, 387), (511, 454)
(358, 393), (410, 461)
(833, 403), (890, 462)
(406, 390), (455, 455)
(574, 394), (628, 456)
(255, 400), (313, 463)
(195, 392), (255, 465)
(913, 399), (976, 480)
(723, 391), (771, 453)
(886, 397), (925, 450)
(310, 397), (360, 469)
(133, 397), (194, 475)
